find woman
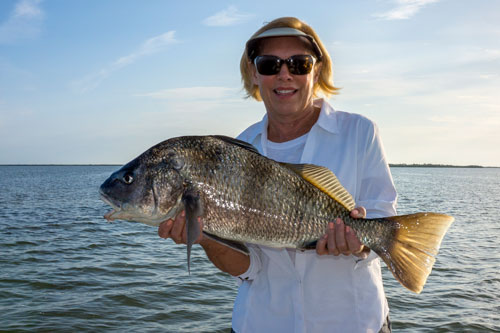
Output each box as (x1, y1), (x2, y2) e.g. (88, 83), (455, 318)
(159, 17), (397, 333)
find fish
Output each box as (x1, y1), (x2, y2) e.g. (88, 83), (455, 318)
(99, 135), (454, 293)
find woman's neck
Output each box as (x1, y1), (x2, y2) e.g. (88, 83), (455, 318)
(267, 104), (320, 143)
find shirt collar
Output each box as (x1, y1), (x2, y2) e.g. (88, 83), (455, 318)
(247, 98), (339, 144)
(315, 98), (339, 134)
(244, 114), (267, 145)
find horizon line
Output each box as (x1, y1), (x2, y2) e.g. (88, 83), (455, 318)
(0, 163), (499, 168)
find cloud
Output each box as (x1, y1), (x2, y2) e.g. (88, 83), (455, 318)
(374, 0), (439, 20)
(456, 48), (500, 64)
(72, 31), (177, 93)
(14, 0), (43, 18)
(203, 6), (253, 27)
(0, 0), (44, 43)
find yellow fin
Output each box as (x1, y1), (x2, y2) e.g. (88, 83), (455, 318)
(377, 212), (454, 293)
(281, 163), (355, 211)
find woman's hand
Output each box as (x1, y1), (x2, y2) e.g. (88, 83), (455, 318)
(158, 212), (250, 276)
(158, 211), (204, 245)
(316, 207), (370, 259)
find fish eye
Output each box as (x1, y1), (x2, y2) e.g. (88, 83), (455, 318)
(122, 173), (134, 185)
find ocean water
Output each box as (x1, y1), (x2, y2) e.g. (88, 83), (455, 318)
(0, 165), (498, 332)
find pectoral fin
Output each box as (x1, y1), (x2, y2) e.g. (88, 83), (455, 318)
(182, 189), (203, 274)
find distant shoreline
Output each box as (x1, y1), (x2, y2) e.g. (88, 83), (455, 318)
(1, 163), (499, 168)
(0, 164), (123, 166)
(388, 163), (498, 168)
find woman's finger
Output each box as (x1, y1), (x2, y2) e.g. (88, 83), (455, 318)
(170, 211), (186, 244)
(327, 221), (340, 255)
(158, 219), (173, 238)
(315, 234), (328, 255)
(334, 218), (350, 255)
(345, 226), (363, 254)
(350, 206), (366, 219)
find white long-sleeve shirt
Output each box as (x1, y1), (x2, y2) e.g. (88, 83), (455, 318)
(232, 99), (398, 333)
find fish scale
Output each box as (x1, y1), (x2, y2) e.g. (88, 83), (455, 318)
(183, 141), (335, 247)
(100, 135), (454, 293)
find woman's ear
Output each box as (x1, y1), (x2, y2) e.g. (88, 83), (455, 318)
(249, 61), (259, 86)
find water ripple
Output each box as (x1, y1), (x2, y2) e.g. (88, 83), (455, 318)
(1, 166), (499, 332)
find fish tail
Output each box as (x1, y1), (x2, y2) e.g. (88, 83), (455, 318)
(375, 212), (454, 293)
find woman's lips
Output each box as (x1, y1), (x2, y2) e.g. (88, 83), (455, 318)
(274, 88), (297, 96)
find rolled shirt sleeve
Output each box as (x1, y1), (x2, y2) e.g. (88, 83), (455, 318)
(356, 121), (397, 219)
(235, 244), (262, 282)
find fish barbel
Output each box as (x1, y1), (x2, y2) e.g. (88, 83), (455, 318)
(99, 135), (454, 293)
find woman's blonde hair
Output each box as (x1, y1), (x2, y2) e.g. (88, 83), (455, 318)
(240, 17), (339, 101)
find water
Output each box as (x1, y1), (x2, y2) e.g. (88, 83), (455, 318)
(0, 166), (498, 332)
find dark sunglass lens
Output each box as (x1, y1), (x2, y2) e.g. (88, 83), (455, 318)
(256, 56), (281, 75)
(255, 55), (314, 75)
(288, 55), (314, 75)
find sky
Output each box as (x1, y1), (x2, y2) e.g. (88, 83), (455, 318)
(0, 0), (499, 166)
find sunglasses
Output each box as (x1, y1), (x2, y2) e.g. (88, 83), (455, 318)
(254, 55), (316, 76)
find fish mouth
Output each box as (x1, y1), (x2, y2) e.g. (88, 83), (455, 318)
(99, 190), (165, 226)
(99, 190), (121, 222)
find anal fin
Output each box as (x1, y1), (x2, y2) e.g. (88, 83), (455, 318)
(203, 232), (249, 255)
(300, 240), (319, 250)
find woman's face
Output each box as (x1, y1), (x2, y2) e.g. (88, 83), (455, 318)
(251, 36), (320, 121)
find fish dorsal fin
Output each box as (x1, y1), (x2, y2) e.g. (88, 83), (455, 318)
(211, 135), (260, 155)
(281, 163), (356, 211)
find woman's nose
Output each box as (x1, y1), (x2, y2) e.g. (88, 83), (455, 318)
(277, 62), (292, 80)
